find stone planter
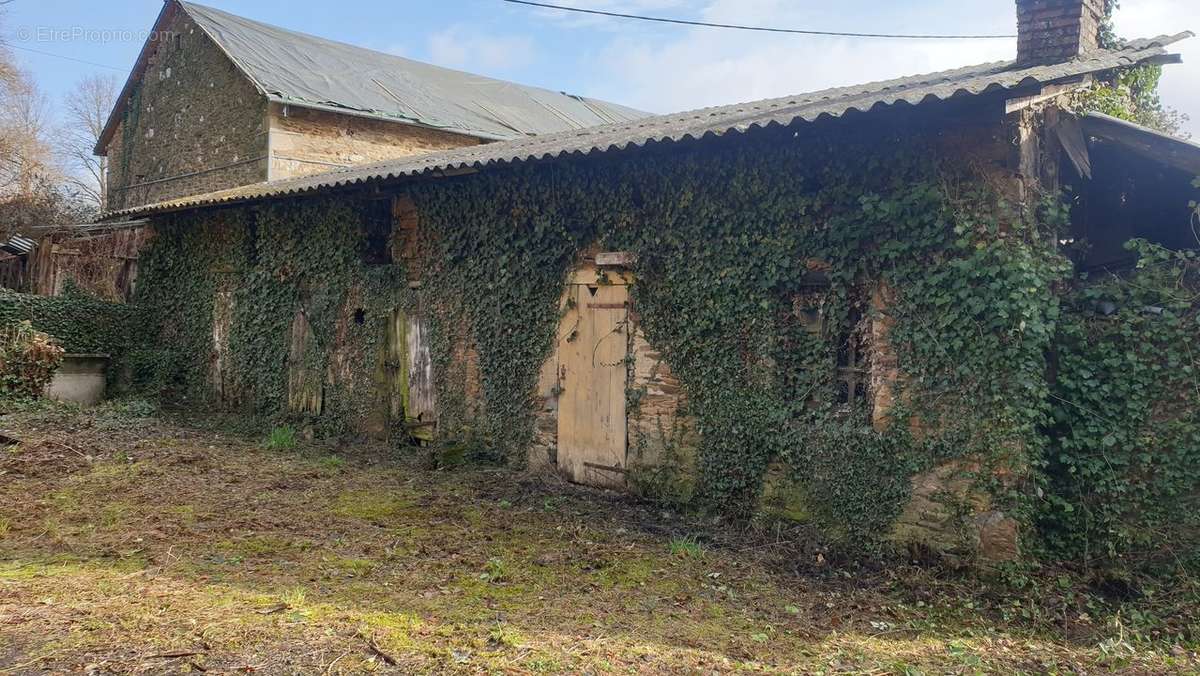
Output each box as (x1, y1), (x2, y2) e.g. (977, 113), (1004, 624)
(46, 353), (110, 406)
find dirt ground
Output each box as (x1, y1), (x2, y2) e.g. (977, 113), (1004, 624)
(1, 402), (1197, 674)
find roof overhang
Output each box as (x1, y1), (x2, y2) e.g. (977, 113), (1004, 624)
(1081, 112), (1200, 175)
(0, 234), (36, 256)
(100, 32), (1194, 221)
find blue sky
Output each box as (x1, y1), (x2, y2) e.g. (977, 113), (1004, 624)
(3, 0), (1198, 137)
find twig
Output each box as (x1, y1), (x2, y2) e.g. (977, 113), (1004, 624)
(367, 636), (399, 666)
(324, 648), (350, 676)
(324, 650), (352, 674)
(146, 650), (206, 659)
(45, 439), (88, 459)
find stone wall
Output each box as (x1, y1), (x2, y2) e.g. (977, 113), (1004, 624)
(104, 8), (268, 211)
(268, 104), (481, 180)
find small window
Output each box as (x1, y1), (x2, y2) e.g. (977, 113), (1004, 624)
(174, 33), (182, 50)
(794, 270), (830, 334)
(835, 309), (869, 409)
(361, 200), (392, 265)
(791, 270), (871, 412)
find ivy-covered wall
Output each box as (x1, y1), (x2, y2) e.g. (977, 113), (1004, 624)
(133, 101), (1079, 561)
(1040, 240), (1200, 574)
(0, 287), (148, 357)
(136, 199), (412, 437)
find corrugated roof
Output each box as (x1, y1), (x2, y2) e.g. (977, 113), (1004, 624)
(104, 32), (1193, 221)
(96, 1), (648, 154)
(0, 235), (36, 256)
(1082, 111), (1200, 174)
(179, 2), (648, 140)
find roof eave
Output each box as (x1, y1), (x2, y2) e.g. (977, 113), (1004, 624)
(99, 32), (1194, 222)
(1082, 111), (1200, 175)
(266, 97), (512, 143)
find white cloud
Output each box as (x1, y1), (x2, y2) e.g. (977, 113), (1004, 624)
(574, 0), (1198, 139)
(588, 0), (1014, 113)
(427, 26), (537, 74)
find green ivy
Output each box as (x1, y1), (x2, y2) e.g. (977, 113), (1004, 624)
(0, 285), (149, 391)
(407, 124), (1069, 550)
(136, 120), (1168, 559)
(136, 199), (413, 434)
(1039, 240), (1200, 573)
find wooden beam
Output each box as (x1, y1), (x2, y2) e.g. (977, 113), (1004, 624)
(1005, 78), (1092, 115)
(594, 251), (636, 267)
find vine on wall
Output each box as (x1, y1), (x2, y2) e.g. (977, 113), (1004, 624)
(1040, 240), (1200, 574)
(0, 285), (149, 394)
(406, 121), (1069, 549)
(134, 117), (1196, 565)
(136, 199), (412, 433)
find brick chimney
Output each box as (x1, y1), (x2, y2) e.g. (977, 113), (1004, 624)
(1015, 0), (1106, 64)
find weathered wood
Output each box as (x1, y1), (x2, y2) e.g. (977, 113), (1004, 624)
(406, 311), (436, 440)
(594, 251), (636, 267)
(567, 266), (633, 286)
(556, 282), (629, 489)
(1053, 113), (1092, 179)
(287, 309), (323, 415)
(1082, 112), (1200, 175)
(210, 285), (235, 401)
(28, 225), (151, 301)
(1004, 79), (1091, 115)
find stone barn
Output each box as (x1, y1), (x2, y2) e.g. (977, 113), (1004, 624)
(94, 0), (647, 211)
(86, 1), (1198, 562)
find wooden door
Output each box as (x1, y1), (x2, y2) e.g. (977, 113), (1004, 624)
(556, 281), (629, 488)
(405, 312), (436, 441)
(374, 307), (438, 442)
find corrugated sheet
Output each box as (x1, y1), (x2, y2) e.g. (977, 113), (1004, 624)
(181, 1), (648, 140)
(1082, 111), (1200, 174)
(0, 235), (36, 256)
(104, 32), (1193, 221)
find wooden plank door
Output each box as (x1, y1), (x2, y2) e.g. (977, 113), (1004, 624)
(556, 282), (629, 488)
(405, 312), (436, 441)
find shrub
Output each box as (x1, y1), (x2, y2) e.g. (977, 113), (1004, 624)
(0, 321), (64, 399)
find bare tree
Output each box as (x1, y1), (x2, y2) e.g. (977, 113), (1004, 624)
(0, 9), (86, 235)
(0, 75), (56, 194)
(61, 74), (118, 211)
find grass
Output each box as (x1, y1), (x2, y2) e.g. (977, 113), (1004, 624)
(482, 557), (509, 583)
(1, 402), (1198, 673)
(669, 534), (703, 559)
(264, 425), (297, 450)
